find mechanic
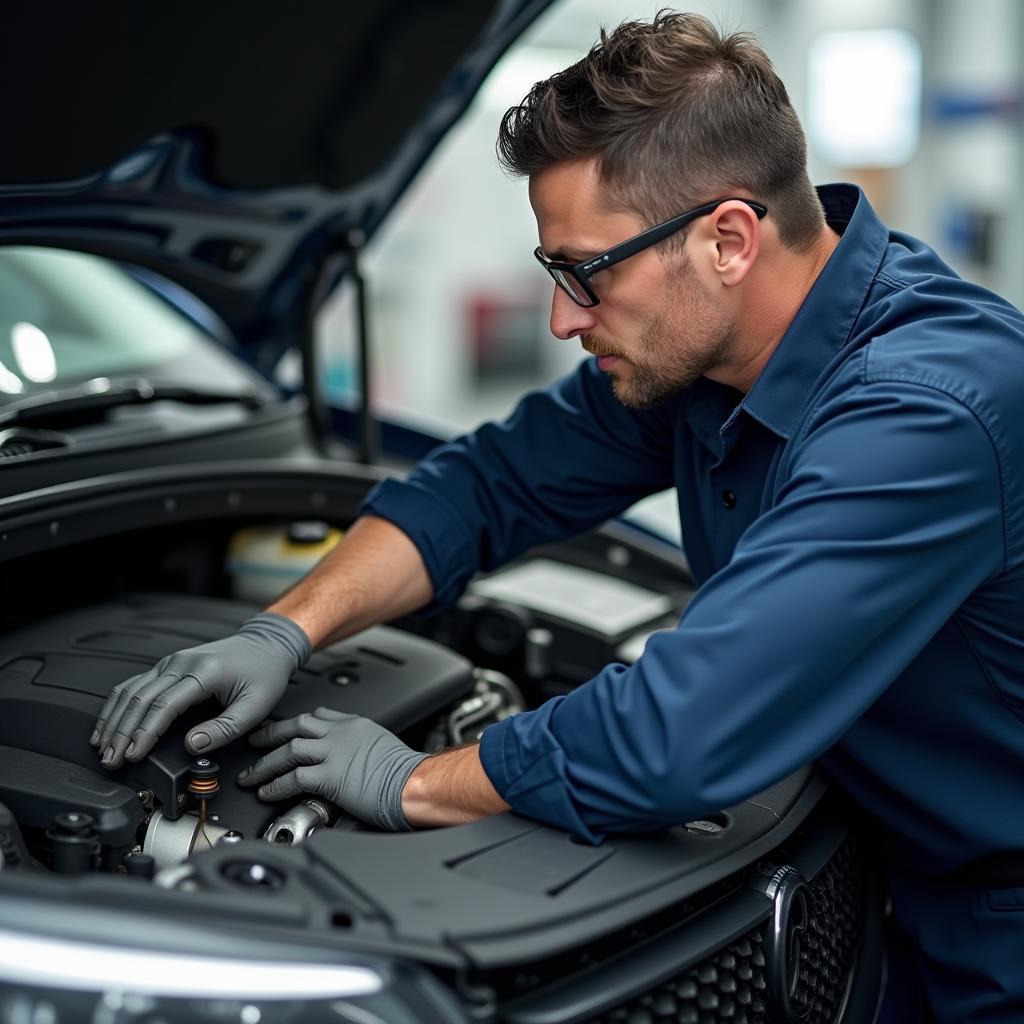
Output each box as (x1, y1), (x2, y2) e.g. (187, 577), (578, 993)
(92, 14), (1024, 1022)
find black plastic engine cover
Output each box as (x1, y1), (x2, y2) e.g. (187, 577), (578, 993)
(0, 745), (142, 850)
(0, 593), (475, 834)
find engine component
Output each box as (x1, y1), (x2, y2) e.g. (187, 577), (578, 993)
(188, 758), (221, 801)
(524, 627), (553, 679)
(152, 862), (200, 891)
(424, 668), (525, 752)
(470, 559), (674, 638)
(264, 799), (334, 845)
(449, 669), (525, 746)
(188, 758), (221, 853)
(0, 746), (143, 855)
(0, 594), (476, 773)
(142, 809), (232, 870)
(222, 860), (287, 890)
(124, 852), (156, 879)
(463, 558), (686, 684)
(0, 801), (34, 871)
(47, 812), (100, 875)
(469, 602), (534, 658)
(227, 521), (343, 603)
(0, 593), (479, 874)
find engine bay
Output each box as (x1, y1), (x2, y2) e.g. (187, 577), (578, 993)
(0, 592), (515, 873)
(0, 488), (880, 1021)
(0, 580), (835, 964)
(0, 492), (697, 884)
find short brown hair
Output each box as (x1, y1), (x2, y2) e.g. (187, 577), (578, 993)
(497, 11), (824, 252)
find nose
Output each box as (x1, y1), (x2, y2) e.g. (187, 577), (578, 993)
(549, 285), (598, 341)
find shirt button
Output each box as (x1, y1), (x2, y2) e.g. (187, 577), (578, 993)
(722, 490), (737, 509)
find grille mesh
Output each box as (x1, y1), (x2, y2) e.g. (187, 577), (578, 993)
(790, 839), (862, 1021)
(587, 838), (865, 1024)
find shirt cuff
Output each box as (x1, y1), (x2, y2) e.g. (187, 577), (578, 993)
(358, 477), (480, 611)
(479, 709), (603, 845)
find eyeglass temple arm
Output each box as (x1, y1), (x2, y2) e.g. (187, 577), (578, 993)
(581, 199), (768, 276)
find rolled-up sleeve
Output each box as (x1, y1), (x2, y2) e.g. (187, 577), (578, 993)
(359, 358), (676, 609)
(480, 378), (1006, 839)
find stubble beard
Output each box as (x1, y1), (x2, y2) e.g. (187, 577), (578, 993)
(590, 260), (736, 410)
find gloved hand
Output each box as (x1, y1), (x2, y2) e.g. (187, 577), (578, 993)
(91, 613), (312, 769)
(237, 706), (429, 831)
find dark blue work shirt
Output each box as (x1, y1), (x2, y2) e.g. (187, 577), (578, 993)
(361, 184), (1024, 877)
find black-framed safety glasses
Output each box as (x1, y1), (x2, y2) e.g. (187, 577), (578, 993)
(534, 197), (768, 308)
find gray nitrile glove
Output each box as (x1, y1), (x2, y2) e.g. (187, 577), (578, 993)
(237, 707), (429, 831)
(91, 613), (311, 769)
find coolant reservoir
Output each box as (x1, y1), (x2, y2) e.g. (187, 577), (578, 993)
(227, 521), (343, 603)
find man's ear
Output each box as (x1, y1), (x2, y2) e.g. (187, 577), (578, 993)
(705, 200), (761, 287)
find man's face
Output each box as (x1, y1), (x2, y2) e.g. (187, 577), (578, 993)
(530, 159), (737, 408)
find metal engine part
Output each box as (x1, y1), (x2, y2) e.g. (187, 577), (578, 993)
(153, 862), (201, 891)
(142, 809), (231, 870)
(449, 668), (526, 745)
(263, 799), (335, 845)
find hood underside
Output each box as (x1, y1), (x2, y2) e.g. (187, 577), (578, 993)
(0, 1), (550, 355)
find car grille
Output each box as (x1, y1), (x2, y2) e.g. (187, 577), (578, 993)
(590, 930), (769, 1024)
(585, 838), (864, 1024)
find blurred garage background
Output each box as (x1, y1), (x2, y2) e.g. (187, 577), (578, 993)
(314, 0), (1023, 540)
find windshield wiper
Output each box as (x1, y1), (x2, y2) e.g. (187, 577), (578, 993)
(0, 377), (272, 430)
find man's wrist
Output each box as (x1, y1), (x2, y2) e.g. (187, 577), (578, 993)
(401, 743), (510, 827)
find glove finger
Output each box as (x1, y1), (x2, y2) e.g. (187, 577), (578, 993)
(124, 676), (208, 763)
(256, 766), (317, 803)
(238, 738), (323, 787)
(186, 676), (294, 755)
(249, 712), (330, 748)
(93, 686), (127, 748)
(104, 669), (199, 766)
(312, 706), (350, 722)
(185, 706), (247, 755)
(98, 668), (178, 759)
(93, 668), (156, 746)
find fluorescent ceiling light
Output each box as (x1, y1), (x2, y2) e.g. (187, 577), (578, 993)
(808, 29), (922, 168)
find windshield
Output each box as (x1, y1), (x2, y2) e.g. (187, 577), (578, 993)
(0, 247), (265, 404)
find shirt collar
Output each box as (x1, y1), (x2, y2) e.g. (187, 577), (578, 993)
(739, 183), (890, 440)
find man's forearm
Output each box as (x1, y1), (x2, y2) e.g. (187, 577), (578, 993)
(401, 743), (510, 827)
(268, 514), (434, 648)
(266, 516), (506, 828)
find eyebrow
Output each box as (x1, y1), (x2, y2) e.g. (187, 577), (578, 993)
(543, 244), (601, 263)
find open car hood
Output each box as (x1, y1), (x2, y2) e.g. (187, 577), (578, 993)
(0, 1), (552, 368)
